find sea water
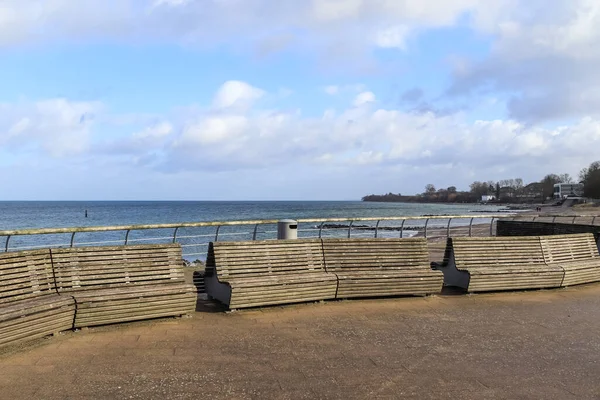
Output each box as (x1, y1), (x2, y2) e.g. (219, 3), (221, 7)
(0, 201), (504, 259)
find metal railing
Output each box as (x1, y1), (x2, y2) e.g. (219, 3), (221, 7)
(0, 214), (597, 260)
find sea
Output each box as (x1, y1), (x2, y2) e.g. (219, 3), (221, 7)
(0, 201), (505, 260)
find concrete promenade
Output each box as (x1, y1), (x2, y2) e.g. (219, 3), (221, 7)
(2, 284), (600, 399)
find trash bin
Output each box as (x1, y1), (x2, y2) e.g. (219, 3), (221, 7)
(277, 219), (298, 240)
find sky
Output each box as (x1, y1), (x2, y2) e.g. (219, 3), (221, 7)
(1, 0), (600, 200)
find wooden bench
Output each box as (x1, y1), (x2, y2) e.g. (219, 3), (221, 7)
(204, 239), (338, 309)
(0, 249), (75, 347)
(321, 238), (443, 298)
(540, 233), (600, 287)
(432, 236), (564, 292)
(51, 244), (197, 328)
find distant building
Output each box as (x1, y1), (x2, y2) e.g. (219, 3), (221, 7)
(553, 183), (583, 199)
(481, 195), (496, 202)
(519, 182), (544, 199)
(499, 187), (516, 199)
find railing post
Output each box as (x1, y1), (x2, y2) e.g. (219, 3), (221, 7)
(424, 218), (429, 238)
(70, 232), (76, 248)
(215, 225), (221, 242)
(446, 218), (452, 237)
(5, 235), (10, 252)
(490, 217), (495, 237)
(572, 216), (577, 224)
(399, 220), (406, 238)
(468, 217), (475, 237)
(318, 222), (325, 238)
(172, 227), (179, 243)
(347, 221), (354, 239)
(593, 216), (597, 225)
(532, 216), (537, 222)
(374, 220), (381, 238)
(552, 216), (557, 223)
(124, 230), (130, 245)
(252, 224), (259, 240)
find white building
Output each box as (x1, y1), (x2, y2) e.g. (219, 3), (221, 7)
(553, 183), (583, 199)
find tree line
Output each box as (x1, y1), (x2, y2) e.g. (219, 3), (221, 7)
(362, 160), (600, 203)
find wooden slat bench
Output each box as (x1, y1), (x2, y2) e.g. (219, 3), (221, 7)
(321, 238), (443, 298)
(432, 236), (564, 292)
(204, 239), (337, 309)
(540, 233), (600, 287)
(0, 249), (75, 347)
(51, 244), (196, 328)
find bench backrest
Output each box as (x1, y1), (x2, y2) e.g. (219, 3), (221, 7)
(450, 236), (546, 268)
(205, 239), (326, 279)
(321, 238), (429, 272)
(51, 244), (185, 292)
(0, 249), (56, 304)
(540, 233), (600, 263)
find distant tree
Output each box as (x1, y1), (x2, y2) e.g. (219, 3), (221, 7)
(447, 186), (457, 194)
(579, 161), (600, 199)
(437, 188), (448, 202)
(499, 179), (514, 189)
(514, 178), (524, 192)
(425, 184), (436, 194)
(470, 181), (490, 200)
(540, 174), (562, 199)
(495, 182), (501, 199)
(559, 173), (573, 184)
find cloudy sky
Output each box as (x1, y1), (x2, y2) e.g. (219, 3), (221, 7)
(1, 0), (600, 200)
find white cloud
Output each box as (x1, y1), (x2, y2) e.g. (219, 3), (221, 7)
(0, 98), (101, 157)
(3, 85), (600, 196)
(353, 91), (376, 107)
(324, 85), (339, 95)
(212, 81), (265, 111)
(373, 25), (410, 49)
(132, 122), (173, 139)
(152, 0), (191, 8)
(178, 115), (248, 146)
(448, 0), (600, 122)
(0, 0), (489, 53)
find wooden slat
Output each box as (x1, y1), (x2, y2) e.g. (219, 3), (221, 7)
(322, 238), (443, 298)
(50, 244), (196, 328)
(209, 239), (326, 278)
(51, 244), (186, 291)
(435, 236), (565, 292)
(539, 233), (600, 287)
(0, 294), (76, 348)
(0, 249), (56, 304)
(206, 239), (337, 309)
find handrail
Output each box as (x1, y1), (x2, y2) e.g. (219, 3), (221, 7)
(0, 214), (517, 237)
(0, 219), (282, 237)
(1, 213), (596, 256)
(1, 213), (596, 238)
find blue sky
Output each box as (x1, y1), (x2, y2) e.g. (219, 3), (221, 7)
(1, 0), (600, 200)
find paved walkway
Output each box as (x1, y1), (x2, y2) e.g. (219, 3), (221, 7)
(2, 285), (600, 399)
